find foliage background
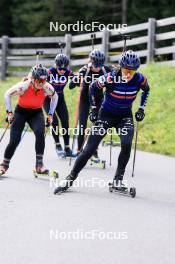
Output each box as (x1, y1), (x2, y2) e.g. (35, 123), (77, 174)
(0, 0), (175, 37)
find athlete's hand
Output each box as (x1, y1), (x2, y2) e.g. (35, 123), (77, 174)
(89, 107), (98, 123)
(46, 114), (53, 127)
(6, 111), (14, 124)
(135, 108), (145, 122)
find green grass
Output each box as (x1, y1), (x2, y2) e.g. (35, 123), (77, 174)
(0, 64), (175, 156)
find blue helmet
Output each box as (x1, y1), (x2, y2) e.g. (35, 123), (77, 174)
(55, 54), (69, 68)
(119, 50), (140, 70)
(31, 64), (48, 80)
(89, 49), (105, 67)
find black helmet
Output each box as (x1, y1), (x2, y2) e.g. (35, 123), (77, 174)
(119, 50), (140, 70)
(89, 49), (105, 67)
(55, 54), (69, 68)
(31, 64), (48, 79)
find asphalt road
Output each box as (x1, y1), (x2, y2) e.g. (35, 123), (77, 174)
(0, 129), (175, 264)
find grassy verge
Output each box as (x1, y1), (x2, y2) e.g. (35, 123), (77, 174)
(0, 64), (175, 156)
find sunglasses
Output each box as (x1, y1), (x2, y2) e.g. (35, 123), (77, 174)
(92, 63), (103, 68)
(57, 67), (67, 72)
(122, 68), (136, 76)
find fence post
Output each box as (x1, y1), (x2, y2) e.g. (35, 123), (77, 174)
(1, 35), (9, 80)
(147, 18), (156, 63)
(65, 34), (72, 60)
(102, 28), (109, 63)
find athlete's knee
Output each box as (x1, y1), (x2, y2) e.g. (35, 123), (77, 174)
(82, 144), (96, 159)
(121, 143), (132, 156)
(120, 129), (134, 145)
(34, 128), (45, 139)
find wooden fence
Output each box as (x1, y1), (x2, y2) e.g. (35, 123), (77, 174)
(0, 16), (175, 80)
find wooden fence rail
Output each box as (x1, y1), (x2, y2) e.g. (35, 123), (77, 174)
(0, 16), (175, 80)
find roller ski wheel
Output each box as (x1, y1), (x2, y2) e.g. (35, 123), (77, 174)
(50, 170), (59, 179)
(50, 170), (59, 186)
(108, 182), (136, 198)
(129, 187), (136, 198)
(33, 167), (49, 178)
(90, 156), (106, 169)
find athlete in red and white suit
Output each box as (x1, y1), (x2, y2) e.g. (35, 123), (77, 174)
(0, 64), (58, 175)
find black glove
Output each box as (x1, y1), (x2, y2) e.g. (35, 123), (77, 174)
(46, 114), (53, 127)
(5, 111), (14, 124)
(135, 108), (145, 122)
(69, 81), (77, 90)
(89, 107), (98, 123)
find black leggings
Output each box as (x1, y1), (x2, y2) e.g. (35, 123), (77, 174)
(78, 89), (103, 151)
(4, 106), (45, 160)
(72, 112), (134, 176)
(44, 95), (69, 146)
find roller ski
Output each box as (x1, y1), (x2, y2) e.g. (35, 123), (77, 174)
(33, 166), (49, 178)
(54, 173), (77, 194)
(33, 166), (59, 180)
(108, 181), (136, 198)
(90, 153), (106, 169)
(0, 163), (8, 176)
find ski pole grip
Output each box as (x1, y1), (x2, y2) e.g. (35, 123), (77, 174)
(58, 42), (66, 49)
(36, 50), (44, 56)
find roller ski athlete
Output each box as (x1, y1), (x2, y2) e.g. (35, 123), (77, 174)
(0, 64), (58, 177)
(54, 50), (150, 196)
(44, 54), (75, 158)
(69, 49), (111, 165)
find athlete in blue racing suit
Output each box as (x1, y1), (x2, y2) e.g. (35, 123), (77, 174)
(54, 50), (150, 194)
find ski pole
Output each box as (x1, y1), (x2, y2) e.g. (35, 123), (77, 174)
(91, 33), (96, 49)
(121, 34), (131, 52)
(69, 34), (96, 166)
(108, 36), (131, 165)
(69, 76), (83, 166)
(0, 123), (9, 144)
(19, 51), (44, 145)
(21, 125), (29, 141)
(109, 131), (113, 166)
(75, 33), (96, 155)
(45, 125), (50, 138)
(132, 122), (139, 177)
(36, 50), (44, 65)
(58, 41), (66, 54)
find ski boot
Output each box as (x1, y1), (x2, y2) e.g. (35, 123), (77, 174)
(54, 172), (77, 194)
(62, 147), (77, 158)
(55, 143), (64, 157)
(33, 166), (49, 178)
(109, 179), (128, 192)
(0, 163), (8, 176)
(90, 152), (106, 169)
